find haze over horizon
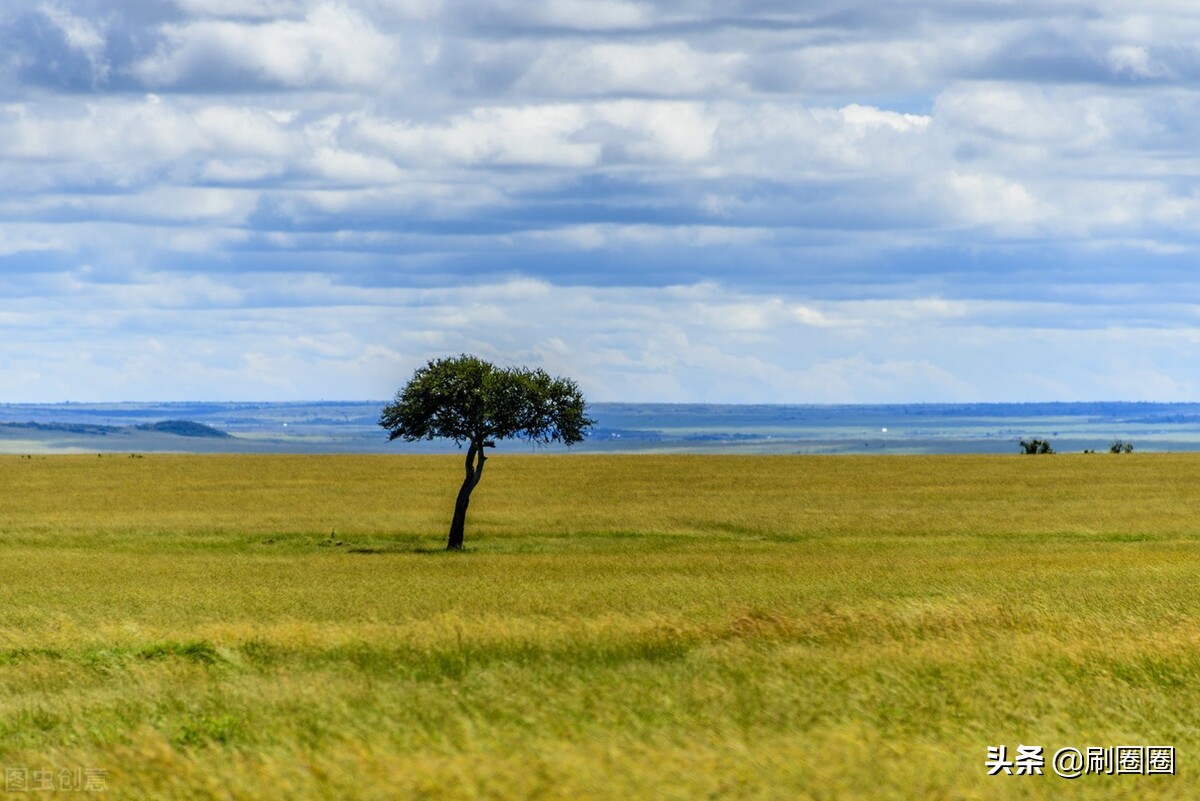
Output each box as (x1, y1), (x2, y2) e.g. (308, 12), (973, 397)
(3, 1), (1200, 404)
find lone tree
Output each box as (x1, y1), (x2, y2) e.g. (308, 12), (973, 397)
(1019, 437), (1055, 454)
(379, 355), (593, 550)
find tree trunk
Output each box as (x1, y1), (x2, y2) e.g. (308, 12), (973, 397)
(447, 439), (487, 550)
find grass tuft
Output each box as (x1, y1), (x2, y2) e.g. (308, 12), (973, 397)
(137, 640), (223, 665)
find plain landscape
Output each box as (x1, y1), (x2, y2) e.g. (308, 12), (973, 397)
(1, 451), (1197, 799)
(7, 0), (1200, 798)
(6, 401), (1200, 455)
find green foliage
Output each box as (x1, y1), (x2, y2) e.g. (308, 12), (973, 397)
(1110, 439), (1135, 453)
(379, 354), (593, 448)
(1018, 437), (1054, 454)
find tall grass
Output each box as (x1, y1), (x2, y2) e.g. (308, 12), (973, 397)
(0, 453), (1197, 798)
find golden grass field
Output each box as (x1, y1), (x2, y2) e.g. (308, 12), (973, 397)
(1, 452), (1199, 799)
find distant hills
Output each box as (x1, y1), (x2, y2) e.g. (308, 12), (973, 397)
(0, 420), (230, 438)
(134, 421), (231, 438)
(4, 401), (1200, 454)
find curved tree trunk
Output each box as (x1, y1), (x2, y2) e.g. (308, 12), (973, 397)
(447, 439), (487, 550)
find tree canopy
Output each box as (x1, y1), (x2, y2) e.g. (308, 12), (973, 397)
(379, 354), (593, 549)
(380, 354), (590, 447)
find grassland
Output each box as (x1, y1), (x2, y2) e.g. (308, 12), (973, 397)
(1, 452), (1199, 799)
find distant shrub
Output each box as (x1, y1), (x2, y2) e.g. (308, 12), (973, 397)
(1109, 440), (1134, 454)
(1019, 438), (1054, 455)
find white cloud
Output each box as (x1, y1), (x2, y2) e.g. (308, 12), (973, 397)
(307, 146), (403, 185)
(352, 105), (603, 168)
(945, 172), (1046, 232)
(38, 3), (109, 84)
(98, 186), (258, 224)
(751, 33), (998, 94)
(172, 0), (311, 18)
(519, 40), (745, 96)
(0, 224), (64, 256)
(1107, 45), (1175, 79)
(0, 97), (205, 164)
(473, 0), (648, 30)
(133, 4), (396, 89)
(933, 84), (1116, 149)
(5, 273), (1200, 402)
(193, 105), (299, 156)
(711, 101), (934, 178)
(596, 100), (717, 162)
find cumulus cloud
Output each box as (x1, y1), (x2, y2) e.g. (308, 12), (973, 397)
(132, 4), (396, 90)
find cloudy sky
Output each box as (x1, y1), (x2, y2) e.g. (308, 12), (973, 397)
(2, 1), (1200, 403)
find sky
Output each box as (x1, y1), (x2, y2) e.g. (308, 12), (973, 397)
(3, 1), (1200, 403)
